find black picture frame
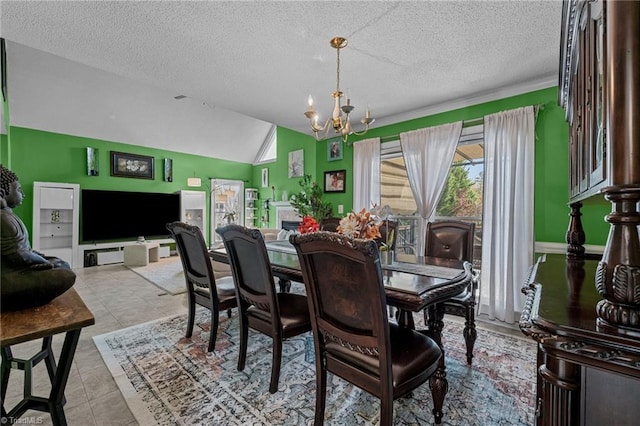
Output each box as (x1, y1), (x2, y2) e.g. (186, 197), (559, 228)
(110, 151), (154, 179)
(324, 169), (346, 193)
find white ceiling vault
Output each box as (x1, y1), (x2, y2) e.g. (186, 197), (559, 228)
(1, 0), (562, 163)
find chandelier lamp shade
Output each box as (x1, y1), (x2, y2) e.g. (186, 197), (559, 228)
(304, 37), (375, 145)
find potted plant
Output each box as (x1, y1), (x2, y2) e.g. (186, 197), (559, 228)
(289, 174), (332, 222)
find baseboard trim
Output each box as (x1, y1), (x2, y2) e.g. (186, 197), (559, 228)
(534, 241), (605, 255)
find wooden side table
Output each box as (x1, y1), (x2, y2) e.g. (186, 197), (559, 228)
(1, 288), (95, 426)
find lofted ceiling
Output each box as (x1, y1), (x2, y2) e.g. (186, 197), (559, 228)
(1, 0), (562, 163)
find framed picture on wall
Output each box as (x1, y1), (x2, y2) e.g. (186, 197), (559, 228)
(110, 151), (154, 179)
(261, 168), (269, 188)
(288, 149), (304, 178)
(328, 140), (343, 161)
(324, 170), (346, 193)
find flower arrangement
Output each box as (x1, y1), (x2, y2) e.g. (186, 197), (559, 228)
(298, 215), (320, 234)
(337, 208), (382, 240)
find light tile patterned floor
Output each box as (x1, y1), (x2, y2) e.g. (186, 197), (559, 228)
(2, 262), (523, 425)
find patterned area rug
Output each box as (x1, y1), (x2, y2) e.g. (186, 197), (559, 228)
(94, 310), (536, 425)
(126, 256), (186, 295)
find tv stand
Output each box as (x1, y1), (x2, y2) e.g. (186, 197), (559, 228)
(79, 239), (172, 268)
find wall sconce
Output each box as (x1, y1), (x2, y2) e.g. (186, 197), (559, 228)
(163, 158), (173, 182)
(187, 177), (202, 187)
(86, 147), (98, 176)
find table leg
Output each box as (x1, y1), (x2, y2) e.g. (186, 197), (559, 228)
(278, 278), (291, 293)
(396, 309), (415, 329)
(1, 346), (13, 419)
(0, 329), (81, 426)
(427, 303), (447, 424)
(49, 329), (81, 426)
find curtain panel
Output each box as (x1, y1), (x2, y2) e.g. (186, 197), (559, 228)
(353, 137), (381, 212)
(478, 106), (535, 323)
(400, 122), (462, 255)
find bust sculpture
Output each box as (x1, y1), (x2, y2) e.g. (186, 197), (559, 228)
(0, 164), (76, 311)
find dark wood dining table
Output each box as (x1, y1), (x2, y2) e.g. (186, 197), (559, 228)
(210, 239), (474, 423)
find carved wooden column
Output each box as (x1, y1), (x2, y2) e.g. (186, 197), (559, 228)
(566, 202), (585, 258)
(595, 0), (640, 332)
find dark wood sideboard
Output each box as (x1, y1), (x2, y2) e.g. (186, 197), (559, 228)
(521, 1), (640, 423)
(558, 0), (640, 325)
(520, 254), (640, 425)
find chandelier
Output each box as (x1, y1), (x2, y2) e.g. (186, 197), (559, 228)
(304, 37), (375, 144)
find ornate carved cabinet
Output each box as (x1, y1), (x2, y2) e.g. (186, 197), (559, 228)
(521, 254), (640, 425)
(559, 0), (640, 329)
(521, 1), (640, 424)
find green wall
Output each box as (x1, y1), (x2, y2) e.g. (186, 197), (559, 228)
(251, 126), (316, 227)
(5, 126), (254, 238)
(311, 87), (611, 246)
(2, 86), (612, 247)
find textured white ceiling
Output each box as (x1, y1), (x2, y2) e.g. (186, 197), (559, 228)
(1, 0), (562, 162)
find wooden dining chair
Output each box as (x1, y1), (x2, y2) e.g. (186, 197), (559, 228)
(216, 224), (311, 394)
(166, 221), (237, 352)
(424, 220), (477, 364)
(319, 217), (341, 232)
(377, 220), (398, 251)
(290, 232), (443, 425)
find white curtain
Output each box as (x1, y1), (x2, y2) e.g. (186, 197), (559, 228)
(400, 122), (462, 255)
(353, 137), (381, 212)
(479, 106), (535, 323)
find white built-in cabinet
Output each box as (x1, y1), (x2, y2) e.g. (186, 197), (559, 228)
(32, 182), (80, 269)
(177, 190), (207, 244)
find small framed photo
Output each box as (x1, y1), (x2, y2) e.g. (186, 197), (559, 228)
(288, 149), (304, 178)
(261, 168), (269, 188)
(110, 151), (154, 179)
(324, 170), (346, 193)
(328, 140), (343, 161)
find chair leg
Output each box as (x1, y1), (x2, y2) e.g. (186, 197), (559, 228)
(380, 396), (393, 426)
(208, 310), (219, 352)
(463, 304), (477, 365)
(185, 297), (196, 338)
(269, 335), (283, 394)
(226, 308), (232, 318)
(314, 362), (327, 426)
(237, 315), (248, 372)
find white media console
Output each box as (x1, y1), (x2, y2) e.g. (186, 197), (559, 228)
(78, 239), (173, 268)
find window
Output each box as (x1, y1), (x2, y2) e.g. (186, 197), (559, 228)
(253, 125), (277, 164)
(380, 124), (484, 266)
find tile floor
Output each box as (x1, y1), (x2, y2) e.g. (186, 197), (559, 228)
(2, 263), (189, 426)
(2, 262), (524, 426)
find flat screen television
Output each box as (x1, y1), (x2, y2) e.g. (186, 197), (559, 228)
(81, 189), (181, 242)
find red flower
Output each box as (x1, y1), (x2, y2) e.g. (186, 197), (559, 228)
(298, 215), (320, 234)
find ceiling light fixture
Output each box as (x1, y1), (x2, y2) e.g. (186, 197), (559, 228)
(304, 37), (375, 145)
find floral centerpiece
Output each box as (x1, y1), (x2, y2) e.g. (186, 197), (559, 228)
(337, 208), (382, 240)
(298, 215), (320, 234)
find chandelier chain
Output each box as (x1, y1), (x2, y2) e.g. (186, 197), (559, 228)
(336, 46), (341, 94)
